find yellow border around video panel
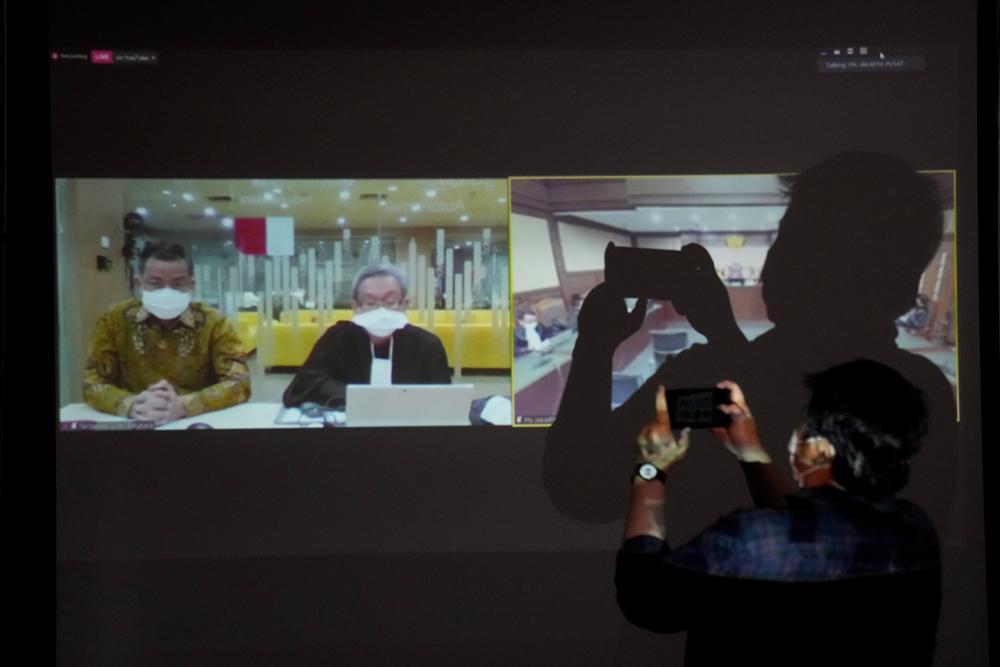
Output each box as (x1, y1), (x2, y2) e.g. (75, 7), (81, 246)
(506, 170), (960, 427)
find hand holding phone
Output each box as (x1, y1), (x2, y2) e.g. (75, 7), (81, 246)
(575, 282), (648, 351)
(711, 380), (770, 462)
(604, 242), (746, 345)
(662, 387), (733, 429)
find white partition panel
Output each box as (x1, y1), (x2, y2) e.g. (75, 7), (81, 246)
(463, 260), (473, 316)
(407, 239), (417, 305)
(307, 248), (316, 305)
(445, 247), (455, 309)
(425, 266), (435, 326)
(453, 275), (463, 376)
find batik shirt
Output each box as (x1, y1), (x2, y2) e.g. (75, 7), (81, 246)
(82, 298), (251, 417)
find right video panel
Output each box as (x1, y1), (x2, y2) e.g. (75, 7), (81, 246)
(509, 171), (957, 426)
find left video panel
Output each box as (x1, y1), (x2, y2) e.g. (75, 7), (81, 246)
(56, 178), (513, 430)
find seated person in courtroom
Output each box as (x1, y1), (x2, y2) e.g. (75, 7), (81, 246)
(83, 241), (251, 424)
(282, 264), (451, 408)
(896, 293), (931, 333)
(615, 360), (940, 665)
(513, 307), (564, 355)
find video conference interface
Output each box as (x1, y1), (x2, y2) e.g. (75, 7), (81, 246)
(45, 3), (989, 660)
(56, 170), (958, 430)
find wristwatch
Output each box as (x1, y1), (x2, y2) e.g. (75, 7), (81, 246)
(633, 462), (667, 484)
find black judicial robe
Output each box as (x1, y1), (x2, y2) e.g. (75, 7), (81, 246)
(282, 322), (451, 408)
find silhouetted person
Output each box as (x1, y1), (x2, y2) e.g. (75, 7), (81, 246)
(545, 152), (956, 552)
(615, 361), (940, 666)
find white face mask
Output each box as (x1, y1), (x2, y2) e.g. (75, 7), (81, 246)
(353, 307), (409, 338)
(142, 288), (192, 320)
(788, 430), (834, 487)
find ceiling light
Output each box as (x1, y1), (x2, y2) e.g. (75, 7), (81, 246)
(161, 190), (172, 195)
(497, 197), (507, 203)
(171, 204), (177, 208)
(280, 203), (289, 209)
(388, 185), (398, 192)
(459, 214), (469, 222)
(400, 217), (408, 223)
(182, 193), (195, 202)
(410, 204), (421, 212)
(136, 207), (149, 216)
(337, 216), (346, 225)
(425, 189), (437, 198)
(204, 207), (216, 216)
(273, 188), (282, 194)
(263, 192), (274, 201)
(221, 217), (234, 228)
(339, 190), (350, 200)
(465, 241), (472, 246)
(379, 200), (386, 206)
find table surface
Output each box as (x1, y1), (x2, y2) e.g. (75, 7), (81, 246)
(61, 402), (312, 430)
(512, 329), (577, 392)
(59, 400), (482, 430)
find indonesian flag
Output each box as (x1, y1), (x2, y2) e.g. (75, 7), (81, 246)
(234, 217), (295, 256)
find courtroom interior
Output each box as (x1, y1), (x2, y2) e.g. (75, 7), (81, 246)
(509, 173), (956, 425)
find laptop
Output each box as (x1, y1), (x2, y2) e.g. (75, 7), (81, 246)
(345, 384), (475, 427)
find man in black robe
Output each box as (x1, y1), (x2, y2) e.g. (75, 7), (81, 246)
(282, 264), (451, 408)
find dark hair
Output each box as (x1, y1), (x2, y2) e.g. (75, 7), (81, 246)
(139, 241), (194, 276)
(123, 211), (145, 231)
(802, 359), (928, 496)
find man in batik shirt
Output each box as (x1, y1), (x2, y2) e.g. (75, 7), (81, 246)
(83, 241), (250, 424)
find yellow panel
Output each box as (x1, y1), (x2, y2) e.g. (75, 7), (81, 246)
(252, 314), (512, 370)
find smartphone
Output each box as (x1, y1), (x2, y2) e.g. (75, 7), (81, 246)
(664, 387), (733, 429)
(604, 242), (698, 300)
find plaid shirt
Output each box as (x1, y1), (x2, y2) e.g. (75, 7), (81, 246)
(615, 486), (941, 664)
(631, 486), (940, 581)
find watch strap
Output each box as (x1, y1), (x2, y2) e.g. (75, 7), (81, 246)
(633, 462), (667, 483)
